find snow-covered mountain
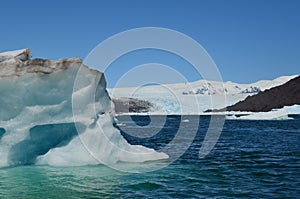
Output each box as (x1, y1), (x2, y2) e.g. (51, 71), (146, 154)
(168, 75), (296, 96)
(108, 75), (298, 115)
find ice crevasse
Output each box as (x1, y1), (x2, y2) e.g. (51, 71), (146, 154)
(0, 49), (168, 168)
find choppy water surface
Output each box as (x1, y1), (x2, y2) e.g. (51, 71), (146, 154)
(1, 115), (299, 198)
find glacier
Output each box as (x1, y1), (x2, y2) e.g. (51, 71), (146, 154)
(0, 49), (168, 168)
(109, 75), (298, 115)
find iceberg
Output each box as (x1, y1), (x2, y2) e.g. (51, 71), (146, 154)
(283, 104), (300, 115)
(225, 109), (292, 120)
(0, 49), (168, 168)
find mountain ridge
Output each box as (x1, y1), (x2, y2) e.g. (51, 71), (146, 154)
(206, 75), (300, 112)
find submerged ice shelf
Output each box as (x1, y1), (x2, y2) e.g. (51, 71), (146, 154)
(0, 49), (167, 168)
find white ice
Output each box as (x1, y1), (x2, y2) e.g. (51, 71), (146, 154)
(225, 109), (292, 120)
(0, 49), (168, 168)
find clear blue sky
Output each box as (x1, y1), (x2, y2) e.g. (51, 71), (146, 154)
(1, 0), (299, 87)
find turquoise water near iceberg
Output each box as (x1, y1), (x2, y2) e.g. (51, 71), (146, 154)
(0, 115), (299, 198)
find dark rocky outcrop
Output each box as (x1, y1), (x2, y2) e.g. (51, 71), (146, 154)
(113, 98), (153, 114)
(206, 75), (300, 112)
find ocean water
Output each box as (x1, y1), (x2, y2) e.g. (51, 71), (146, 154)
(0, 115), (299, 198)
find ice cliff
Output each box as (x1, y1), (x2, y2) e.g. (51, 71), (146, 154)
(0, 49), (167, 168)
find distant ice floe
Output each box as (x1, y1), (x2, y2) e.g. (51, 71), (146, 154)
(225, 105), (300, 120)
(283, 104), (300, 115)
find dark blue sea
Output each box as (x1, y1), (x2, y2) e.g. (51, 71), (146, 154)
(0, 115), (299, 198)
